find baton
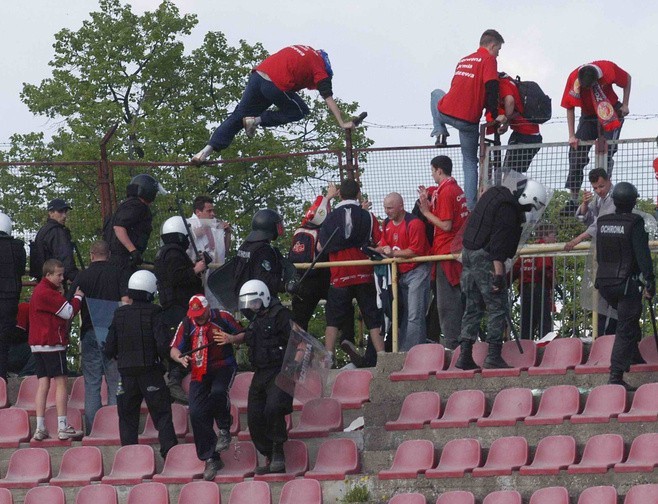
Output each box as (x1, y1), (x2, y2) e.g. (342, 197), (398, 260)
(72, 242), (86, 271)
(296, 227), (339, 285)
(175, 199), (205, 263)
(505, 285), (524, 354)
(648, 300), (658, 353)
(179, 342), (214, 358)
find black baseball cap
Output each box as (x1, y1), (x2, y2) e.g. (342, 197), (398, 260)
(47, 198), (72, 212)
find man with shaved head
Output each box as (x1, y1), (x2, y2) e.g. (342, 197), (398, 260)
(374, 192), (430, 351)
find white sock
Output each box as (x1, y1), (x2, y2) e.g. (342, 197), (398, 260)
(36, 417), (45, 431)
(58, 416), (67, 430)
(201, 145), (213, 156)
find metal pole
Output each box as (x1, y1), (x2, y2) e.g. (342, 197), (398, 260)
(391, 261), (399, 353)
(99, 123), (119, 221)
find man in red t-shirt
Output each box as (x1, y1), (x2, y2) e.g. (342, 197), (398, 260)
(373, 193), (430, 351)
(434, 29), (507, 210)
(193, 45), (355, 164)
(561, 60), (631, 209)
(418, 156), (469, 350)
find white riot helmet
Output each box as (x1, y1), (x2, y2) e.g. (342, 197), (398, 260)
(517, 179), (547, 211)
(238, 279), (271, 320)
(128, 270), (157, 301)
(0, 212), (12, 235)
(161, 216), (189, 246)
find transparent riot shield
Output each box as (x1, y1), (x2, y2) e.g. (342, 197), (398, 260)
(86, 297), (122, 345)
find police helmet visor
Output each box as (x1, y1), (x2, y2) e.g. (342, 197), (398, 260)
(238, 292), (264, 312)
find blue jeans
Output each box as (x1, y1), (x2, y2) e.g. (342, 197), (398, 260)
(82, 330), (119, 433)
(430, 89), (448, 137)
(398, 263), (431, 351)
(209, 72), (310, 151)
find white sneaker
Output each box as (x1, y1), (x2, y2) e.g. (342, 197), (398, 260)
(32, 428), (50, 441)
(243, 117), (258, 138)
(58, 425), (83, 440)
(191, 145), (213, 165)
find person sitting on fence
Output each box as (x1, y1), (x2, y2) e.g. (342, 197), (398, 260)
(192, 45), (355, 164)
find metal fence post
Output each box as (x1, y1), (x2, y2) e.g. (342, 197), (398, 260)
(391, 260), (399, 352)
(99, 123), (119, 221)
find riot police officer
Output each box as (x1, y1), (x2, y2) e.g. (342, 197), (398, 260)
(154, 216), (206, 402)
(104, 270), (177, 458)
(595, 182), (655, 391)
(239, 279), (293, 474)
(0, 212), (26, 381)
(105, 174), (166, 274)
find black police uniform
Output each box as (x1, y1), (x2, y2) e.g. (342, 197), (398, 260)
(32, 218), (78, 282)
(596, 212), (655, 381)
(104, 296), (177, 458)
(245, 299), (294, 459)
(105, 197), (153, 273)
(234, 240), (285, 297)
(0, 233), (26, 381)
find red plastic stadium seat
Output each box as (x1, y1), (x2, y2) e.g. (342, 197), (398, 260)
(76, 484), (118, 504)
(254, 440), (308, 482)
(292, 368), (324, 410)
(181, 373), (191, 394)
(228, 480), (271, 504)
(102, 444), (156, 485)
(177, 481), (220, 504)
(82, 405), (121, 446)
(436, 342), (487, 379)
(153, 443), (205, 483)
(519, 435), (576, 475)
(624, 484), (658, 504)
(529, 487), (569, 504)
(330, 369), (373, 409)
(140, 403), (188, 443)
(575, 334), (614, 373)
(288, 398), (343, 438)
(481, 340), (538, 377)
(524, 385), (580, 425)
(570, 384), (626, 424)
(527, 338), (583, 375)
(24, 486), (65, 504)
(215, 441), (257, 483)
(50, 445), (103, 486)
(436, 491), (475, 504)
(378, 439), (435, 479)
(0, 407), (30, 447)
(31, 406), (84, 447)
(426, 438), (481, 478)
(229, 372), (253, 414)
(618, 383), (658, 422)
(385, 391), (441, 431)
(0, 488), (11, 504)
(430, 390), (485, 428)
(68, 376), (110, 412)
(567, 434), (624, 474)
(127, 482), (170, 504)
(472, 436), (528, 477)
(388, 494), (426, 504)
(577, 486), (617, 504)
(477, 388), (533, 427)
(280, 478), (322, 504)
(305, 438), (360, 480)
(630, 337), (658, 372)
(13, 376), (56, 414)
(0, 378), (8, 408)
(0, 447), (51, 488)
(614, 433), (658, 473)
(389, 343), (446, 381)
(230, 403), (240, 435)
(483, 491), (522, 504)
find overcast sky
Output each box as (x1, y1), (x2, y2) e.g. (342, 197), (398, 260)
(2, 0), (657, 150)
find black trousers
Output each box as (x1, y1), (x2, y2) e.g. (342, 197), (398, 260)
(519, 284), (553, 340)
(189, 366), (236, 461)
(117, 368), (178, 457)
(247, 366), (293, 458)
(598, 279), (643, 375)
(0, 299), (18, 381)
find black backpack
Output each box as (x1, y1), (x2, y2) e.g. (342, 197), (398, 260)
(411, 201), (434, 246)
(515, 77), (552, 124)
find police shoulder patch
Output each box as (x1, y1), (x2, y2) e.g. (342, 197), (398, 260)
(261, 260), (272, 271)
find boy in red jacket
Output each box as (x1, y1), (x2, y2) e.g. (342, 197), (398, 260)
(29, 258), (85, 441)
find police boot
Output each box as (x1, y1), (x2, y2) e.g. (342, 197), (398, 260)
(167, 366), (188, 405)
(269, 443), (286, 473)
(483, 342), (511, 369)
(254, 457), (271, 475)
(608, 372), (637, 392)
(455, 340), (479, 370)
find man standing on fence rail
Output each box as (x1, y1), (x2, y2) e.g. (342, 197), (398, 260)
(595, 182), (654, 391)
(561, 60), (631, 213)
(418, 155), (469, 350)
(192, 45), (355, 164)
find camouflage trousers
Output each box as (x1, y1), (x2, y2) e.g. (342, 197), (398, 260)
(458, 248), (508, 344)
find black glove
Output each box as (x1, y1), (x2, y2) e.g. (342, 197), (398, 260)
(202, 251), (213, 267)
(285, 280), (300, 295)
(492, 274), (506, 293)
(129, 250), (143, 267)
(646, 278), (655, 298)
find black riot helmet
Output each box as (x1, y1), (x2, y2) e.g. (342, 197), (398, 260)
(126, 174), (167, 203)
(612, 182), (638, 212)
(246, 209), (284, 242)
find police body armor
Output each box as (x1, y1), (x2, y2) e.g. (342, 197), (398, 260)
(245, 302), (287, 369)
(462, 186), (517, 251)
(0, 236), (23, 298)
(154, 243), (202, 311)
(105, 197), (153, 256)
(595, 213), (641, 288)
(234, 240), (284, 295)
(112, 302), (163, 371)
